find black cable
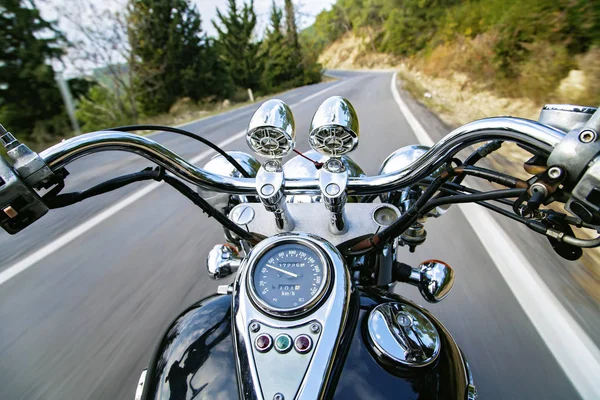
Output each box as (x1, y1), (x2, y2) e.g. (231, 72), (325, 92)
(46, 168), (160, 208)
(420, 188), (526, 216)
(373, 172), (453, 245)
(433, 183), (526, 223)
(110, 125), (252, 178)
(419, 177), (517, 207)
(453, 140), (503, 184)
(44, 166), (258, 243)
(160, 174), (258, 242)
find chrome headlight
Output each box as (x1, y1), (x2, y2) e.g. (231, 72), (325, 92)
(379, 145), (448, 217)
(198, 151), (261, 211)
(309, 96), (359, 156)
(247, 99), (295, 158)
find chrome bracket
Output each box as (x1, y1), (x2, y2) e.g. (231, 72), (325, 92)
(319, 159), (348, 235)
(256, 160), (294, 231)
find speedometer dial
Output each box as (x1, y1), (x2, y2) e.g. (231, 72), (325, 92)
(249, 242), (329, 315)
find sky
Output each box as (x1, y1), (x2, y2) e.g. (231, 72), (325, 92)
(38, 0), (336, 37)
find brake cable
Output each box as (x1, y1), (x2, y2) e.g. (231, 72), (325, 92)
(109, 125), (253, 178)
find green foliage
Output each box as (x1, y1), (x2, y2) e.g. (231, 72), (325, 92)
(2, 0), (324, 139)
(213, 0), (262, 91)
(0, 0), (67, 138)
(76, 85), (136, 132)
(260, 2), (291, 91)
(128, 0), (224, 115)
(308, 0), (600, 101)
(260, 0), (320, 92)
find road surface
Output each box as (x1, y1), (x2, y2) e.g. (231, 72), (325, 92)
(0, 71), (595, 399)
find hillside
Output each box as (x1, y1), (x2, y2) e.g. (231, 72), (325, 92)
(305, 0), (600, 108)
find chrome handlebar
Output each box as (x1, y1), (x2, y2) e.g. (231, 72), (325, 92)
(39, 117), (565, 196)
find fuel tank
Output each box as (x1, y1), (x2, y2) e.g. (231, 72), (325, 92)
(140, 290), (471, 399)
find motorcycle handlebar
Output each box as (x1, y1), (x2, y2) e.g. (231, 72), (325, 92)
(39, 116), (565, 196)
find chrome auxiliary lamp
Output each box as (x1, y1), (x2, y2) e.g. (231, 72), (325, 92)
(309, 96), (360, 234)
(246, 99), (296, 231)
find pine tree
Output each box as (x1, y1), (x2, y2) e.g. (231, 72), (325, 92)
(128, 0), (214, 114)
(284, 0), (300, 54)
(283, 0), (303, 85)
(0, 0), (67, 137)
(261, 1), (293, 91)
(213, 0), (262, 92)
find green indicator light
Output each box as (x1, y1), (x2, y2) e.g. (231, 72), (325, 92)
(275, 334), (292, 353)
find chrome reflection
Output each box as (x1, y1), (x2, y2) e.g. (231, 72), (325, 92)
(367, 302), (441, 367)
(379, 144), (448, 217)
(247, 99), (296, 158)
(198, 151), (260, 211)
(309, 96), (359, 156)
(39, 117), (565, 196)
(417, 260), (455, 303)
(207, 244), (242, 280)
(539, 104), (596, 133)
(283, 150), (364, 203)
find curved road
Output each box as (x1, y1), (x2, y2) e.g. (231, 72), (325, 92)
(0, 71), (596, 399)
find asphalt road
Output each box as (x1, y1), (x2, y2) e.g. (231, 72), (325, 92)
(0, 71), (591, 399)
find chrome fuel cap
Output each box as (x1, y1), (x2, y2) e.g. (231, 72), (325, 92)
(367, 302), (441, 367)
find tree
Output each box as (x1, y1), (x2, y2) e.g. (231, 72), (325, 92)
(284, 0), (300, 52)
(128, 0), (215, 114)
(260, 1), (293, 91)
(60, 1), (140, 130)
(0, 0), (67, 138)
(282, 0), (304, 84)
(213, 0), (262, 92)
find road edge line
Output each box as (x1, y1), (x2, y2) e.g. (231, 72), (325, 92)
(390, 71), (600, 399)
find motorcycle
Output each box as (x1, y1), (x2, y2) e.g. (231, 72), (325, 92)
(1, 97), (599, 400)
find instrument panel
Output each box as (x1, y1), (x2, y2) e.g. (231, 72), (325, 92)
(248, 239), (330, 317)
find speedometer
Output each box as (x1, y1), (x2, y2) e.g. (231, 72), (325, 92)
(248, 241), (330, 316)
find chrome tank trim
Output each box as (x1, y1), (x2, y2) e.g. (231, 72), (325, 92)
(40, 117), (564, 195)
(232, 233), (351, 400)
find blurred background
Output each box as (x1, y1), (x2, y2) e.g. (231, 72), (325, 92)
(0, 0), (599, 399)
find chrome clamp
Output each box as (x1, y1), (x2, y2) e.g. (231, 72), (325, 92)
(256, 160), (294, 231)
(319, 159), (348, 235)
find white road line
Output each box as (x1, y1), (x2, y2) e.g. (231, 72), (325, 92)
(390, 71), (600, 399)
(0, 132), (243, 287)
(299, 80), (348, 104)
(0, 80), (346, 287)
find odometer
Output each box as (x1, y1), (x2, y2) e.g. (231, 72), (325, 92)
(249, 241), (329, 315)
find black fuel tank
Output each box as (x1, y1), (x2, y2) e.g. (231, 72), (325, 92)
(141, 290), (469, 399)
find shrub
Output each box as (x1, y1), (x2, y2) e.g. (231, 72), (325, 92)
(516, 42), (572, 102)
(76, 86), (136, 132)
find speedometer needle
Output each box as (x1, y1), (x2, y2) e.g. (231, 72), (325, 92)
(265, 264), (299, 278)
